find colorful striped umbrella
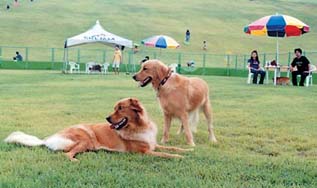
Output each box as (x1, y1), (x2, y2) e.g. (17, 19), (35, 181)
(244, 14), (310, 63)
(141, 35), (180, 49)
(244, 14), (309, 37)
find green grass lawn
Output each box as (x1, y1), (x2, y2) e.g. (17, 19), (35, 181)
(0, 70), (316, 187)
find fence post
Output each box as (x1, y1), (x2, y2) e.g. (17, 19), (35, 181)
(0, 46), (2, 67)
(77, 49), (80, 63)
(263, 53), (266, 64)
(243, 55), (246, 70)
(226, 54), (230, 76)
(103, 50), (106, 63)
(51, 48), (55, 70)
(25, 47), (29, 69)
(25, 47), (29, 61)
(128, 51), (133, 73)
(178, 53), (182, 65)
(51, 48), (55, 62)
(203, 53), (206, 75)
(234, 55), (238, 71)
(288, 52), (291, 66)
(153, 52), (157, 59)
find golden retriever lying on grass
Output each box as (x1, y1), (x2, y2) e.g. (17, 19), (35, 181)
(133, 60), (217, 146)
(4, 98), (192, 161)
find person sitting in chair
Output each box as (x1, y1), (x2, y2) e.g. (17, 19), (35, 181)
(290, 48), (310, 86)
(13, 51), (23, 62)
(248, 50), (265, 84)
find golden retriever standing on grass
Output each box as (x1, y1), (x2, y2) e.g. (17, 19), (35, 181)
(133, 60), (217, 146)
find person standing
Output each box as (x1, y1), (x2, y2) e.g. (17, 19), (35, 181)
(290, 48), (310, 86)
(248, 50), (266, 84)
(133, 45), (139, 54)
(185, 29), (190, 42)
(202, 40), (207, 50)
(112, 45), (122, 75)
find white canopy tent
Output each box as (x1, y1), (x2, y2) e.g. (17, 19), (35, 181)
(63, 20), (133, 71)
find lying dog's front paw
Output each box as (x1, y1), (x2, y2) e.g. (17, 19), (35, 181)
(172, 154), (184, 158)
(184, 148), (194, 152)
(187, 141), (196, 147)
(160, 137), (169, 144)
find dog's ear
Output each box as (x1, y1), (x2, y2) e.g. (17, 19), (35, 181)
(129, 98), (143, 113)
(156, 61), (170, 80)
(167, 67), (172, 73)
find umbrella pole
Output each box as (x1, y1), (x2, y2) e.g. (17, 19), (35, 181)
(276, 37), (279, 65)
(273, 33), (279, 86)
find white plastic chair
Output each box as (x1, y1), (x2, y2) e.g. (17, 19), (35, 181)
(69, 62), (80, 74)
(169, 63), (178, 73)
(102, 63), (110, 74)
(247, 65), (266, 84)
(297, 64), (316, 87)
(247, 66), (254, 84)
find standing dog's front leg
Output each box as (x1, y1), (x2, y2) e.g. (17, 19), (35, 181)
(161, 113), (172, 144)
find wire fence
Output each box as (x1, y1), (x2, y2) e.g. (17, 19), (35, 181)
(0, 45), (317, 76)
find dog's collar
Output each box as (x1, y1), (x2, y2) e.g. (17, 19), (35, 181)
(157, 70), (172, 91)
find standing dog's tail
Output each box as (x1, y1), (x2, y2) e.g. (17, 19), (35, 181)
(189, 109), (199, 133)
(4, 131), (44, 147)
(177, 109), (199, 135)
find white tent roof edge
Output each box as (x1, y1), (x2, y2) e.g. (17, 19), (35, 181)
(64, 20), (133, 48)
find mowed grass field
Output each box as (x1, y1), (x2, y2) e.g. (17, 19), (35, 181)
(0, 70), (316, 187)
(0, 0), (317, 54)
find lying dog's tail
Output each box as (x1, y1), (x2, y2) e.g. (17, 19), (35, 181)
(189, 110), (199, 133)
(4, 131), (44, 147)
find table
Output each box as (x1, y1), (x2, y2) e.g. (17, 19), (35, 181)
(265, 65), (290, 85)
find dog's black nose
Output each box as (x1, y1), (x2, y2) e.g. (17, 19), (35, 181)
(106, 116), (111, 123)
(132, 75), (137, 80)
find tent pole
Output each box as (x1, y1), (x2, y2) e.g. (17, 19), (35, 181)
(66, 48), (69, 73)
(63, 48), (66, 73)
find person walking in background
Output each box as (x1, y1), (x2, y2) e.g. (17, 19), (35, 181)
(185, 29), (190, 43)
(133, 45), (139, 54)
(248, 50), (265, 84)
(112, 45), (122, 75)
(290, 48), (310, 86)
(202, 40), (207, 50)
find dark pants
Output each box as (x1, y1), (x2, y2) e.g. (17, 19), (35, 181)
(251, 69), (266, 84)
(292, 71), (308, 86)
